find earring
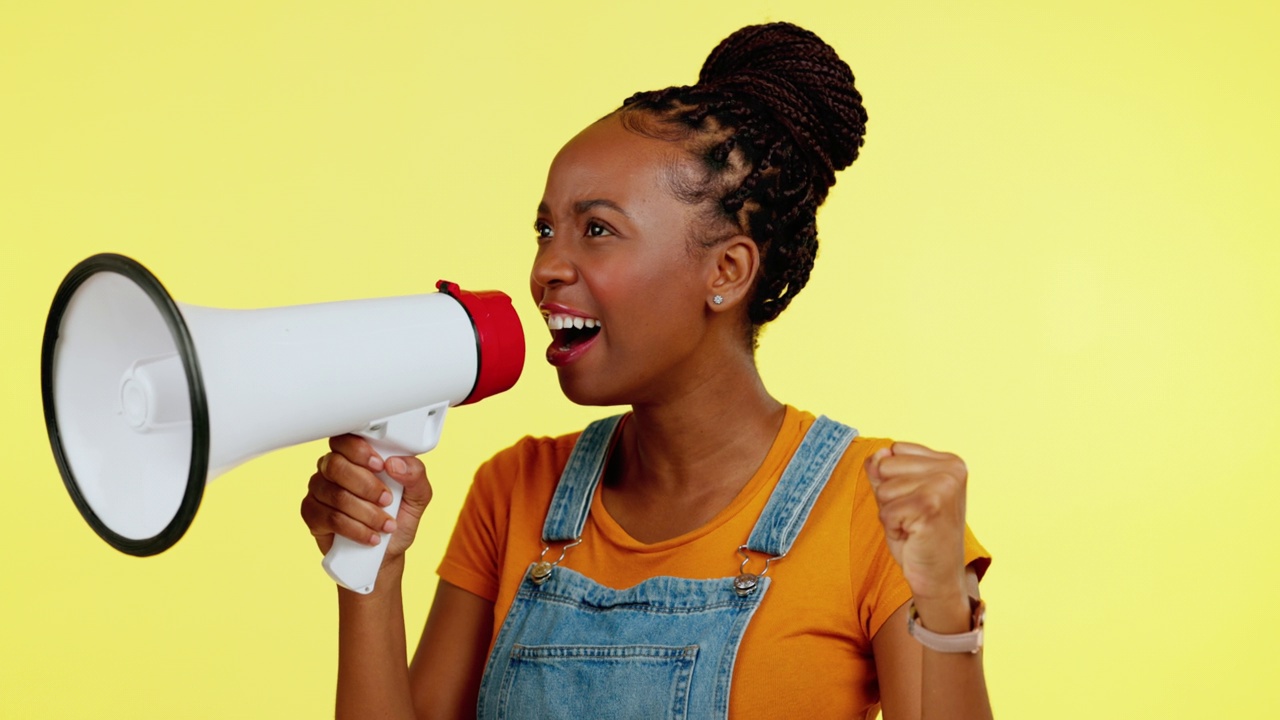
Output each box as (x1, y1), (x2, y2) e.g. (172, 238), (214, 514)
(712, 295), (724, 305)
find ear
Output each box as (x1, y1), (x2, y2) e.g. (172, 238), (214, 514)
(705, 235), (759, 312)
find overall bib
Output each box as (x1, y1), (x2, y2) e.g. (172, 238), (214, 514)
(476, 415), (857, 720)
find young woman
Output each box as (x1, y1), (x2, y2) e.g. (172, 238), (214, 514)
(301, 22), (992, 720)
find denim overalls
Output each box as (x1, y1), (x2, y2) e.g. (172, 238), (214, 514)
(476, 414), (857, 720)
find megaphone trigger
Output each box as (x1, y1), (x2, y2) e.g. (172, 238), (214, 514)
(358, 401), (450, 456)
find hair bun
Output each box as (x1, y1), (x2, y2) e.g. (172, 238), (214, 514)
(697, 22), (868, 183)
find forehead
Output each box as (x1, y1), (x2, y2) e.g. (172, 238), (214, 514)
(541, 114), (681, 209)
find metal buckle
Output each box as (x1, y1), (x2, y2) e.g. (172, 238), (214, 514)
(734, 545), (785, 597)
(529, 538), (581, 586)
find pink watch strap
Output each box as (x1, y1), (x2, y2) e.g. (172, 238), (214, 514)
(907, 598), (985, 654)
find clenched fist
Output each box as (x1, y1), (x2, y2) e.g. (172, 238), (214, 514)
(866, 442), (969, 604)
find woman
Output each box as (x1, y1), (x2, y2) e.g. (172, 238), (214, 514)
(301, 22), (992, 719)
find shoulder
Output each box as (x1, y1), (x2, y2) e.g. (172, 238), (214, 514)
(774, 408), (895, 528)
(802, 416), (992, 579)
(448, 429), (586, 561)
(473, 430), (582, 495)
(784, 410), (896, 535)
(480, 431), (581, 472)
(787, 408), (893, 478)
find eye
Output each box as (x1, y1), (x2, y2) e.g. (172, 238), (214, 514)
(534, 220), (554, 239)
(585, 221), (613, 238)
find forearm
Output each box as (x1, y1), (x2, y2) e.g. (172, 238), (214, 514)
(913, 593), (992, 720)
(336, 557), (416, 720)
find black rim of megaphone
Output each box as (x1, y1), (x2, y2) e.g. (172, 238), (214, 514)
(41, 253), (211, 557)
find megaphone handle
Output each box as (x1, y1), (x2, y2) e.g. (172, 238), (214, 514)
(320, 463), (405, 595)
(320, 403), (448, 594)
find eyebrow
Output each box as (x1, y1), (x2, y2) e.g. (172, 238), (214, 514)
(536, 199), (631, 219)
(575, 199), (630, 218)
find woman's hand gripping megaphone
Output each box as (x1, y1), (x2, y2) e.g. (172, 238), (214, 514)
(302, 433), (434, 589)
(303, 403), (450, 593)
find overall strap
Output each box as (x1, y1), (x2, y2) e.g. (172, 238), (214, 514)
(744, 416), (858, 557)
(540, 415), (624, 542)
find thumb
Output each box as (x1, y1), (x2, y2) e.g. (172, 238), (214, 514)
(384, 456), (433, 516)
(865, 446), (893, 489)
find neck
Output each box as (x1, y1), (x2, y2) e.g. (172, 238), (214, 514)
(617, 349), (786, 496)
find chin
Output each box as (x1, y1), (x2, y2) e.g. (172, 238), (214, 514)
(555, 369), (634, 408)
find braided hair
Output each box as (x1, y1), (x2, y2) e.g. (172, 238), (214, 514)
(617, 22), (868, 333)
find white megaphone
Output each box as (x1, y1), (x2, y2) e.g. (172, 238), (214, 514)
(41, 253), (524, 594)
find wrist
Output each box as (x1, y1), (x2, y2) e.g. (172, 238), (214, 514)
(337, 555), (405, 602)
(909, 591), (972, 634)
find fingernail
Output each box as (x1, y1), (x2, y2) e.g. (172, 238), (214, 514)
(367, 533), (381, 546)
(382, 519), (397, 533)
(318, 454), (330, 474)
(368, 455), (384, 472)
(387, 457), (406, 475)
(378, 491), (393, 507)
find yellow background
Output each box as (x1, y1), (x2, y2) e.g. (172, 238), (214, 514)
(2, 1), (1277, 717)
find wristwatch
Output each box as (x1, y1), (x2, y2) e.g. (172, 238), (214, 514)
(906, 597), (985, 654)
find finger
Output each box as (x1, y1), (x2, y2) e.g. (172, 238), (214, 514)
(383, 455), (422, 483)
(299, 494), (335, 554)
(300, 479), (385, 547)
(873, 452), (967, 485)
(307, 472), (397, 537)
(865, 447), (892, 488)
(384, 456), (432, 503)
(876, 489), (963, 542)
(319, 451), (394, 508)
(888, 441), (951, 460)
(872, 470), (965, 505)
(384, 457), (433, 534)
(329, 434), (384, 472)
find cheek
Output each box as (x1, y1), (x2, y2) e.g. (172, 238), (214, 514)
(593, 253), (704, 332)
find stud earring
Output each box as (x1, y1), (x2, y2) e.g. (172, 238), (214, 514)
(712, 295), (724, 305)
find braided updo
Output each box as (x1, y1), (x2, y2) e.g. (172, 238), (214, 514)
(618, 22), (867, 331)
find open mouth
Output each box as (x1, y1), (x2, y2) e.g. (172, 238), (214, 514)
(545, 313), (603, 354)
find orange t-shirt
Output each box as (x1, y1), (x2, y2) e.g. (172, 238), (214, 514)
(437, 406), (990, 718)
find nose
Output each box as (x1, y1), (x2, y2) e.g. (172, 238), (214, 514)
(530, 239), (577, 292)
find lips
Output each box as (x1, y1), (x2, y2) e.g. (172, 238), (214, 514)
(541, 310), (603, 367)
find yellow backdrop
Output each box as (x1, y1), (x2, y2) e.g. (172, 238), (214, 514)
(2, 1), (1276, 718)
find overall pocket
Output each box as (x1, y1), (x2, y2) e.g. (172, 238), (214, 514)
(496, 644), (698, 720)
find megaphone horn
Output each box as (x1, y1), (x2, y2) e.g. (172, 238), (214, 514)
(42, 253), (524, 593)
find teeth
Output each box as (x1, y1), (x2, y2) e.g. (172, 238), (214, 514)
(543, 313), (602, 331)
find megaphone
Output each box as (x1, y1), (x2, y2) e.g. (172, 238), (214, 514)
(41, 253), (523, 594)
